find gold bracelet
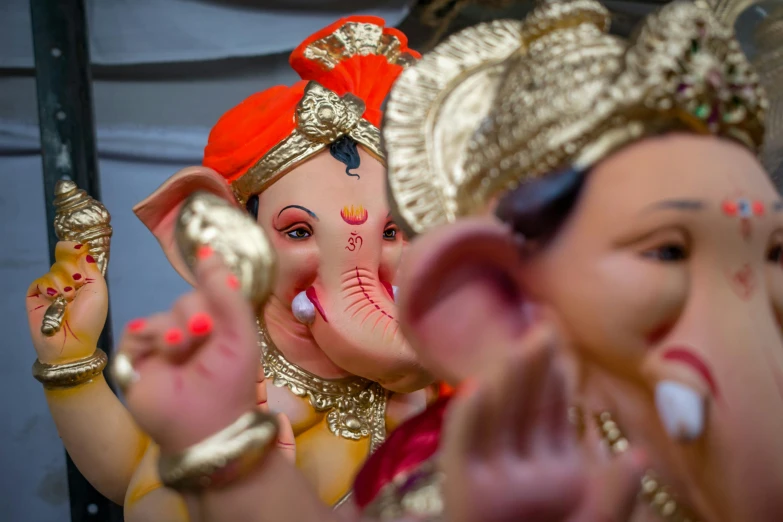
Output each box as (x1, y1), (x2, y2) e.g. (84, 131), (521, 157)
(158, 410), (280, 491)
(32, 349), (108, 389)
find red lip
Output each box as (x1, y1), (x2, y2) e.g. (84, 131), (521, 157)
(662, 347), (719, 398)
(305, 286), (328, 323)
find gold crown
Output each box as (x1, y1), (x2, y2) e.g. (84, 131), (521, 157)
(383, 0), (771, 236)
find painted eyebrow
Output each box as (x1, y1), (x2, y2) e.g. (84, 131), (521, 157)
(277, 205), (319, 221)
(645, 199), (705, 212)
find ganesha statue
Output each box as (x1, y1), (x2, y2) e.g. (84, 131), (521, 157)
(24, 16), (435, 521)
(94, 1), (783, 521)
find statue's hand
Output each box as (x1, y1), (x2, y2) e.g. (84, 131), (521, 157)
(26, 241), (108, 364)
(118, 249), (293, 456)
(441, 323), (646, 522)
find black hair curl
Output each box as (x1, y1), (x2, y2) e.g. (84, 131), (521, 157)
(245, 136), (363, 220)
(495, 167), (587, 248)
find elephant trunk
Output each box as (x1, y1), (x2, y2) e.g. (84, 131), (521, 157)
(306, 265), (429, 393)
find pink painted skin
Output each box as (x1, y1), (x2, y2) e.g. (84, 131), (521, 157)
(252, 150), (428, 391)
(394, 134), (783, 522)
(345, 232), (363, 252)
(305, 286), (328, 323)
(117, 151), (429, 512)
(728, 263), (756, 300)
(133, 154), (429, 391)
(118, 253), (296, 456)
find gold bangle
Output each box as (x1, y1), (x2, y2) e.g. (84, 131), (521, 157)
(32, 349), (108, 389)
(158, 410), (280, 492)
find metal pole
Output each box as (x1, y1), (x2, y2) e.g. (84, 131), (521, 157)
(29, 1), (123, 521)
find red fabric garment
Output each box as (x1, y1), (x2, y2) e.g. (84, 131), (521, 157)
(353, 395), (453, 509)
(202, 16), (418, 185)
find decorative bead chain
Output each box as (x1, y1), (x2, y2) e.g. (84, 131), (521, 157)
(578, 409), (702, 522)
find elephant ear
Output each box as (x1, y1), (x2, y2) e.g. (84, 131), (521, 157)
(133, 166), (239, 286)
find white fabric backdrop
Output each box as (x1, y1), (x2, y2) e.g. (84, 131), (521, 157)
(0, 0), (412, 67)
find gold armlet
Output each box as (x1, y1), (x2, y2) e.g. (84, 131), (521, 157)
(158, 410), (279, 492)
(32, 349), (108, 389)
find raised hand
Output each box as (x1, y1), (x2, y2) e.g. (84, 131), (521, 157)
(117, 247), (293, 456)
(441, 323), (646, 522)
(26, 241), (108, 364)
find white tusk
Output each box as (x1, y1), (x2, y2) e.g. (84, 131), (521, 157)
(392, 285), (399, 303)
(292, 291), (315, 325)
(655, 380), (706, 442)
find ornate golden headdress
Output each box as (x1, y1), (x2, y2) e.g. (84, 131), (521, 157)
(383, 0), (773, 236)
(202, 16), (420, 206)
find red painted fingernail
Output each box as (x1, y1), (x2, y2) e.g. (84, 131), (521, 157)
(46, 287), (57, 296)
(74, 244), (82, 250)
(197, 245), (213, 260)
(127, 318), (146, 333)
(722, 200), (738, 216)
(227, 274), (240, 290)
(164, 328), (184, 345)
(72, 273), (82, 281)
(188, 313), (213, 336)
(64, 286), (73, 292)
(753, 201), (766, 216)
(86, 255), (96, 264)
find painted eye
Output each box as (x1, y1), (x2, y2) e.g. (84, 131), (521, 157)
(767, 244), (783, 264)
(641, 244), (688, 262)
(383, 227), (397, 241)
(286, 227), (311, 240)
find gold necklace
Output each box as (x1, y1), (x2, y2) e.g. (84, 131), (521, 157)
(572, 406), (701, 522)
(257, 319), (388, 451)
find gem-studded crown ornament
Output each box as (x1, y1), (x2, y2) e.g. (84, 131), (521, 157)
(383, 0), (773, 237)
(202, 16), (420, 206)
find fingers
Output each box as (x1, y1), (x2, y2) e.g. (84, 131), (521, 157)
(118, 313), (174, 363)
(275, 413), (296, 463)
(256, 366), (269, 412)
(193, 247), (257, 347)
(441, 383), (487, 522)
(503, 323), (557, 453)
(577, 448), (647, 522)
(28, 241), (101, 303)
(55, 241), (103, 282)
(171, 292), (214, 359)
(536, 350), (571, 454)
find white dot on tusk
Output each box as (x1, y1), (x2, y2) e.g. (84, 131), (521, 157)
(292, 291), (316, 325)
(655, 380), (706, 442)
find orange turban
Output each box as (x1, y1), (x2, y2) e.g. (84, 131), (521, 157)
(203, 16), (420, 186)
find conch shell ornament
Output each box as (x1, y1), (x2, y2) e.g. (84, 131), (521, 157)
(42, 180), (113, 337)
(174, 191), (277, 308)
(383, 0), (773, 236)
(53, 180), (113, 276)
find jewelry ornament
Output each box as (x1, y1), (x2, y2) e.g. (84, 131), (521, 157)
(384, 0), (775, 236)
(40, 180), (113, 337)
(174, 191), (277, 308)
(32, 349), (108, 390)
(158, 410), (280, 491)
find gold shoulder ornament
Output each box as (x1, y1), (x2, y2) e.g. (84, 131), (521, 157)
(257, 319), (388, 451)
(383, 0), (777, 237)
